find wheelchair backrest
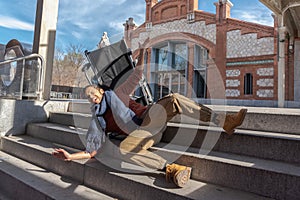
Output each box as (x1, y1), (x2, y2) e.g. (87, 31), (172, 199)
(84, 39), (134, 89)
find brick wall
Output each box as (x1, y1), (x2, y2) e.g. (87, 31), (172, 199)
(126, 0), (283, 101)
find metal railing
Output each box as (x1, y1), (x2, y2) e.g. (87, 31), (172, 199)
(0, 53), (45, 100)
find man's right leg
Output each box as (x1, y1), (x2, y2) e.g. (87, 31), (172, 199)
(212, 109), (248, 135)
(154, 93), (213, 122)
(157, 93), (247, 135)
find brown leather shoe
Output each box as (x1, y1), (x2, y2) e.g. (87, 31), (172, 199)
(222, 108), (247, 135)
(166, 163), (192, 187)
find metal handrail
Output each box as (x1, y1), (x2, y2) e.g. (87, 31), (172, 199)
(0, 53), (45, 100)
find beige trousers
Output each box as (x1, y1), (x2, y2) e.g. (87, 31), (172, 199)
(111, 93), (213, 170)
(114, 93), (212, 169)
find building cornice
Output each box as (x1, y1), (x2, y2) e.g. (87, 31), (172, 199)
(227, 18), (274, 38)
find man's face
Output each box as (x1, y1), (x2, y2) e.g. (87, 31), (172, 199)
(85, 86), (104, 104)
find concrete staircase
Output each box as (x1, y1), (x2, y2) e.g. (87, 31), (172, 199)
(1, 101), (299, 200)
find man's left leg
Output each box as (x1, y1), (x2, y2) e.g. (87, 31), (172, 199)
(119, 129), (192, 188)
(122, 104), (192, 187)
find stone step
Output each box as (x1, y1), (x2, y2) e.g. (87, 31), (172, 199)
(68, 101), (91, 114)
(49, 112), (91, 129)
(170, 105), (300, 135)
(67, 102), (300, 135)
(26, 122), (87, 150)
(164, 123), (300, 164)
(27, 120), (300, 164)
(149, 143), (300, 200)
(0, 135), (274, 200)
(0, 150), (117, 200)
(22, 123), (300, 199)
(1, 135), (87, 183)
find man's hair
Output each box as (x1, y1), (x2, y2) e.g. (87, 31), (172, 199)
(97, 84), (111, 91)
(82, 84), (111, 98)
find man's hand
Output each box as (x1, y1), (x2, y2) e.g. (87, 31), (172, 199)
(52, 148), (71, 161)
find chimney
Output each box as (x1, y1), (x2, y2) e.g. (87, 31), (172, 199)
(123, 17), (137, 47)
(215, 0), (233, 22)
(187, 0), (198, 13)
(145, 0), (158, 22)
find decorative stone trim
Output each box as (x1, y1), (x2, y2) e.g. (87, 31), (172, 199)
(146, 22), (152, 30)
(227, 30), (274, 58)
(187, 13), (195, 23)
(257, 67), (274, 76)
(257, 78), (274, 87)
(227, 18), (274, 38)
(226, 59), (273, 66)
(226, 79), (240, 87)
(226, 69), (240, 77)
(226, 89), (240, 97)
(153, 19), (216, 44)
(194, 11), (216, 25)
(131, 19), (216, 50)
(257, 89), (274, 98)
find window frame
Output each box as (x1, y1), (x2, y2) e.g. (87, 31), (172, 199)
(193, 45), (208, 98)
(244, 73), (253, 95)
(150, 41), (188, 97)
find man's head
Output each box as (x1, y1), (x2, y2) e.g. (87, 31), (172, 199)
(84, 85), (105, 104)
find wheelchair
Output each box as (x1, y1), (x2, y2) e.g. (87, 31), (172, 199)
(82, 39), (154, 105)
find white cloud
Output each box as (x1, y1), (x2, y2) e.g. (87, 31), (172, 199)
(232, 9), (274, 26)
(239, 11), (273, 25)
(55, 0), (145, 48)
(108, 21), (125, 32)
(0, 15), (34, 31)
(71, 31), (82, 40)
(58, 0), (145, 27)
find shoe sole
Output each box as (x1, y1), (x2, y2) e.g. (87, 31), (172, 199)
(173, 167), (192, 187)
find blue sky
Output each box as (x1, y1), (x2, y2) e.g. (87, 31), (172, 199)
(0, 0), (273, 51)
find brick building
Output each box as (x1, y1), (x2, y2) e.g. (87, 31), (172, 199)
(123, 0), (295, 104)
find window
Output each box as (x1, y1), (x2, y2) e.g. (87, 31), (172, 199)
(244, 73), (253, 95)
(172, 43), (187, 71)
(193, 45), (208, 98)
(156, 45), (168, 71)
(151, 42), (187, 98)
(143, 50), (148, 75)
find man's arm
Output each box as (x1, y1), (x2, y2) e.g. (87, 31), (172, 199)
(115, 38), (150, 104)
(52, 148), (97, 161)
(115, 47), (145, 102)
